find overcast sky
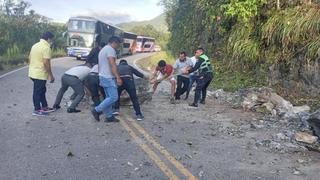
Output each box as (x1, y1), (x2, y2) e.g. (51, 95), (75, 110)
(25, 0), (164, 24)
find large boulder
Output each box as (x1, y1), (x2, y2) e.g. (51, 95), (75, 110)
(119, 77), (152, 105)
(240, 87), (310, 117)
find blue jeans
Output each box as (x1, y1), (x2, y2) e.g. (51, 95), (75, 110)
(186, 75), (197, 98)
(95, 77), (118, 118)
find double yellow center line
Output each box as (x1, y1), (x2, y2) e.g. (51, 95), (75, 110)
(118, 115), (198, 180)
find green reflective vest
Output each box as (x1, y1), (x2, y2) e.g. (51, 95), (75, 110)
(199, 54), (213, 74)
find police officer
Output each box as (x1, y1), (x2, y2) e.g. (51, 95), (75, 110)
(183, 47), (213, 107)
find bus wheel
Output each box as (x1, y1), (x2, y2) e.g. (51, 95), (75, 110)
(76, 57), (81, 60)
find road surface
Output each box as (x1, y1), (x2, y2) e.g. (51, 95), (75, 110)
(0, 54), (319, 180)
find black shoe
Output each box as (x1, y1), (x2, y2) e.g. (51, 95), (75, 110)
(91, 108), (101, 121)
(200, 100), (205, 104)
(67, 108), (81, 113)
(184, 94), (189, 100)
(53, 104), (61, 110)
(105, 116), (120, 123)
(189, 103), (198, 107)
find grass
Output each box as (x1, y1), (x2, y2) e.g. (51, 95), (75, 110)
(0, 48), (66, 71)
(136, 51), (175, 71)
(52, 48), (67, 58)
(212, 61), (267, 92)
(0, 54), (27, 71)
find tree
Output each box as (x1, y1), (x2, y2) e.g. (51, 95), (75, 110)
(130, 24), (162, 39)
(221, 0), (267, 22)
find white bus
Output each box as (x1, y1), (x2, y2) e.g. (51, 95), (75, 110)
(66, 16), (137, 60)
(136, 36), (155, 53)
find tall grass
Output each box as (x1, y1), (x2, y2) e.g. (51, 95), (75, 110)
(226, 23), (260, 67)
(262, 5), (320, 62)
(0, 48), (66, 71)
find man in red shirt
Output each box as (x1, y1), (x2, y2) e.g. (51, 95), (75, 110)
(150, 60), (176, 103)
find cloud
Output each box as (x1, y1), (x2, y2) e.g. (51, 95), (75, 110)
(73, 10), (132, 25)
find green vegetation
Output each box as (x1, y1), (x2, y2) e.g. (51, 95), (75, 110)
(160, 2), (319, 80)
(213, 61), (267, 92)
(158, 0), (320, 108)
(136, 51), (175, 72)
(117, 14), (168, 33)
(0, 1), (66, 71)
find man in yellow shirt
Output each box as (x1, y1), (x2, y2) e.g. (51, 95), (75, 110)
(28, 31), (55, 116)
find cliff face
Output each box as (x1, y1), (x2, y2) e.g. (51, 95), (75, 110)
(268, 56), (320, 97)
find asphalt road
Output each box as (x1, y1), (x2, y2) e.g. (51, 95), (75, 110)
(0, 54), (169, 180)
(1, 54), (319, 180)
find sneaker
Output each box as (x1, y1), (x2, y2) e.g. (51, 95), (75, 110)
(200, 100), (205, 105)
(91, 108), (101, 121)
(170, 97), (175, 104)
(189, 103), (198, 107)
(41, 107), (55, 113)
(112, 110), (120, 116)
(67, 108), (81, 113)
(53, 104), (61, 110)
(66, 101), (72, 107)
(136, 114), (144, 121)
(105, 116), (120, 123)
(147, 88), (154, 93)
(32, 110), (49, 116)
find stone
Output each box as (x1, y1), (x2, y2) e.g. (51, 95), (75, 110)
(293, 105), (311, 114)
(269, 92), (293, 114)
(67, 151), (74, 157)
(242, 93), (259, 111)
(292, 169), (302, 175)
(294, 132), (318, 144)
(276, 133), (288, 140)
(307, 109), (320, 138)
(199, 171), (204, 177)
(297, 159), (305, 164)
(262, 102), (274, 114)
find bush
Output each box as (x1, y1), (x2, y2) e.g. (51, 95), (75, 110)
(0, 54), (27, 70)
(212, 61), (267, 92)
(52, 48), (66, 58)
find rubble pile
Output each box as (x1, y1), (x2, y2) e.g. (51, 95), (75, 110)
(210, 87), (320, 152)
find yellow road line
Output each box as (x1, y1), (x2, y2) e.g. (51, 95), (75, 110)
(118, 117), (179, 180)
(125, 115), (198, 180)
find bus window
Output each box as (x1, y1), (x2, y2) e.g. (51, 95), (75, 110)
(68, 20), (95, 33)
(123, 43), (131, 48)
(137, 38), (143, 42)
(144, 44), (151, 48)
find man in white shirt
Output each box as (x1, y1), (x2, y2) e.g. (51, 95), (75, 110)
(91, 36), (123, 122)
(53, 63), (92, 113)
(173, 51), (193, 100)
(185, 51), (199, 100)
(85, 64), (106, 106)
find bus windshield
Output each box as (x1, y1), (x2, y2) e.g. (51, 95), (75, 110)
(68, 20), (95, 33)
